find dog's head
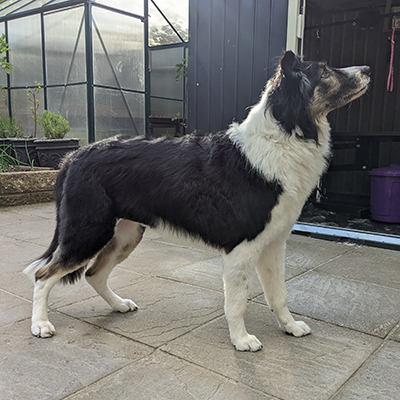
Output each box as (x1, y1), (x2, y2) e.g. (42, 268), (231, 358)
(268, 51), (371, 143)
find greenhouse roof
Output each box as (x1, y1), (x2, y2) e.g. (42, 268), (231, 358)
(0, 0), (83, 20)
(0, 0), (146, 21)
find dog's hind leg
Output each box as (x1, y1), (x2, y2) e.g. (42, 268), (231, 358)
(30, 251), (88, 338)
(256, 238), (311, 337)
(222, 243), (262, 352)
(85, 219), (144, 312)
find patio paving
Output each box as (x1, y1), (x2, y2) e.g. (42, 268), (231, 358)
(0, 202), (399, 400)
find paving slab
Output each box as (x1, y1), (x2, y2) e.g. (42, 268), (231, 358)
(0, 215), (56, 247)
(2, 203), (400, 399)
(390, 324), (400, 342)
(0, 234), (47, 299)
(285, 235), (353, 279)
(58, 277), (224, 348)
(267, 270), (400, 338)
(157, 234), (351, 298)
(0, 233), (45, 264)
(0, 202), (56, 222)
(315, 245), (400, 290)
(162, 302), (382, 400)
(163, 256), (264, 298)
(118, 239), (218, 277)
(333, 341), (400, 400)
(66, 349), (273, 400)
(0, 312), (152, 400)
(0, 289), (32, 328)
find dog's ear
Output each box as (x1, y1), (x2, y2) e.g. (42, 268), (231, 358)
(281, 51), (301, 80)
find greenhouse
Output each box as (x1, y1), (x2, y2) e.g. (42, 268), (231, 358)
(0, 0), (188, 145)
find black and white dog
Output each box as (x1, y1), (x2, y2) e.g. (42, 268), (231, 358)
(25, 51), (370, 351)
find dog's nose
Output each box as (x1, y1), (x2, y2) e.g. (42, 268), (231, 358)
(360, 66), (371, 76)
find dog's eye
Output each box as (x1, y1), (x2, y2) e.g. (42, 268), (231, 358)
(321, 68), (330, 79)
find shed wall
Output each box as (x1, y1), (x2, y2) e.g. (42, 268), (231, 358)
(188, 0), (288, 133)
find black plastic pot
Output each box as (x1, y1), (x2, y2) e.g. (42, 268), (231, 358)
(8, 138), (39, 167)
(34, 138), (80, 169)
(0, 138), (11, 156)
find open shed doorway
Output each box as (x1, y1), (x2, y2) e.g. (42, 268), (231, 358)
(298, 0), (400, 240)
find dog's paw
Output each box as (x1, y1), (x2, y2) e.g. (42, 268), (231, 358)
(113, 299), (138, 313)
(31, 320), (56, 338)
(285, 320), (311, 337)
(232, 334), (263, 352)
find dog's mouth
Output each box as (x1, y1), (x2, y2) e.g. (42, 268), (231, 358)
(342, 83), (369, 104)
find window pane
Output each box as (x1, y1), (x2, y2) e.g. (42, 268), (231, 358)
(93, 7), (144, 91)
(95, 0), (143, 16)
(8, 14), (43, 87)
(151, 97), (182, 119)
(149, 0), (188, 46)
(45, 6), (86, 85)
(94, 87), (145, 140)
(47, 84), (88, 145)
(151, 47), (184, 100)
(10, 87), (44, 138)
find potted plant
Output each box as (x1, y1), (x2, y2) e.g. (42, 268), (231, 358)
(0, 115), (23, 145)
(34, 110), (79, 169)
(0, 116), (34, 162)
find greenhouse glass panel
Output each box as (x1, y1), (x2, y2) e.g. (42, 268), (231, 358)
(149, 0), (188, 46)
(45, 6), (86, 85)
(10, 0), (63, 15)
(151, 97), (182, 119)
(0, 0), (75, 18)
(95, 0), (144, 16)
(92, 6), (144, 91)
(47, 84), (88, 145)
(8, 14), (43, 87)
(11, 88), (44, 138)
(151, 47), (184, 100)
(94, 87), (145, 140)
(0, 95), (8, 117)
(0, 0), (36, 18)
(0, 23), (7, 89)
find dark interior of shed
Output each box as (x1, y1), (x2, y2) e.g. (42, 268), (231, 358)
(298, 0), (400, 236)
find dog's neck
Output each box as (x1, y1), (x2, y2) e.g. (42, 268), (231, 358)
(227, 87), (332, 199)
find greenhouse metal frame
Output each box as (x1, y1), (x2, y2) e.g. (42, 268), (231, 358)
(0, 0), (188, 144)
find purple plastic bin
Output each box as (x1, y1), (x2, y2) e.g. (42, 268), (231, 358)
(369, 164), (400, 223)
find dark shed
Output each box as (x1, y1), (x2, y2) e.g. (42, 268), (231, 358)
(188, 0), (289, 133)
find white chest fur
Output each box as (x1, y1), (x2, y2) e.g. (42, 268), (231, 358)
(228, 93), (332, 239)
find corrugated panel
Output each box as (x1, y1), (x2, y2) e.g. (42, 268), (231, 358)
(188, 0), (288, 133)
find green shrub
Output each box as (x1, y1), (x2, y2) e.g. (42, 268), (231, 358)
(38, 110), (70, 139)
(0, 116), (23, 138)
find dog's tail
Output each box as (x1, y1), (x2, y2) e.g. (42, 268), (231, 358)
(24, 157), (70, 283)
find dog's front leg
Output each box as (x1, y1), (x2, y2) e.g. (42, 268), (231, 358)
(256, 238), (311, 337)
(222, 245), (262, 352)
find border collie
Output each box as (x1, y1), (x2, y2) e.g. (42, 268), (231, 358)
(24, 51), (370, 351)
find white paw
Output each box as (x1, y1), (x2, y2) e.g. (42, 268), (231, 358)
(31, 320), (56, 338)
(232, 334), (263, 352)
(112, 299), (138, 313)
(285, 320), (311, 337)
